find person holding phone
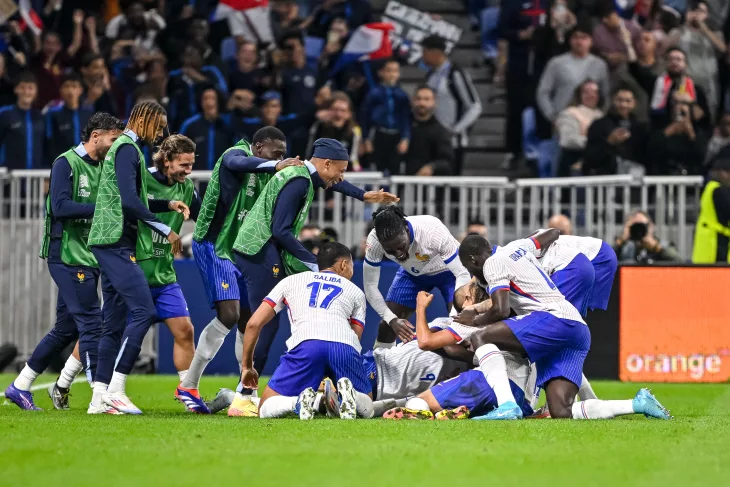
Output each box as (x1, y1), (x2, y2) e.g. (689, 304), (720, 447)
(583, 83), (649, 175)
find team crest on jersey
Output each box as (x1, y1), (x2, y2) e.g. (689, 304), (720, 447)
(129, 255), (136, 263)
(222, 281), (230, 290)
(77, 272), (85, 283)
(415, 252), (430, 261)
(272, 265), (280, 277)
(369, 371), (375, 380)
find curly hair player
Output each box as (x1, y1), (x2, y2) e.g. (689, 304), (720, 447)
(363, 206), (471, 344)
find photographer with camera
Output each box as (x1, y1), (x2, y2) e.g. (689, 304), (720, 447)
(614, 210), (682, 263)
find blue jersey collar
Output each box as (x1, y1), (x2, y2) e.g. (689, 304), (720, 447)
(406, 220), (414, 243)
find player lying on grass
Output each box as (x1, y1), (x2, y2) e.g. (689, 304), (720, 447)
(239, 242), (374, 420)
(363, 206), (471, 344)
(456, 234), (671, 420)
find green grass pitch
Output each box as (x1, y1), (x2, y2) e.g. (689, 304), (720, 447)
(1, 374), (728, 487)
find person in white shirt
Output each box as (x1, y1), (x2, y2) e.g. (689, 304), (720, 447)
(363, 206), (471, 343)
(557, 234), (618, 310)
(456, 233), (671, 421)
(239, 242), (374, 420)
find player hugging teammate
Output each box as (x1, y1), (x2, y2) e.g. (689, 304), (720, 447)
(5, 100), (671, 421)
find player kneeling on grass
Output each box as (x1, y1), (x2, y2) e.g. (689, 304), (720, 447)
(456, 234), (671, 420)
(240, 242), (374, 420)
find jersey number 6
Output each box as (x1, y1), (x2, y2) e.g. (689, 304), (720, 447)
(306, 282), (343, 309)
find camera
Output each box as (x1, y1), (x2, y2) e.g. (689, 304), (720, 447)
(629, 222), (648, 241)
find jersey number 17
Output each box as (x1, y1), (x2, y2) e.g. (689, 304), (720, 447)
(306, 282), (343, 309)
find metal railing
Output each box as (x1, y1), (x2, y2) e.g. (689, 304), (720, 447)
(0, 169), (706, 357)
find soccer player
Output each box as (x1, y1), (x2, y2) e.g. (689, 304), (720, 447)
(226, 138), (397, 416)
(87, 101), (189, 415)
(240, 242), (374, 420)
(456, 234), (671, 420)
(557, 234), (618, 311)
(180, 132), (394, 415)
(132, 135), (204, 411)
(363, 206), (471, 343)
(4, 113), (125, 411)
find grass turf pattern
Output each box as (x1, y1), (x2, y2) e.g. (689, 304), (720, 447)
(1, 374), (728, 487)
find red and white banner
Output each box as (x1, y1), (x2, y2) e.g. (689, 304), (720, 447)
(18, 0), (43, 36)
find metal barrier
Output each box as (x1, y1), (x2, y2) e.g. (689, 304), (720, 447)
(0, 169), (706, 359)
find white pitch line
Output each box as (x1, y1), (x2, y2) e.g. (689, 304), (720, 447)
(0, 377), (87, 398)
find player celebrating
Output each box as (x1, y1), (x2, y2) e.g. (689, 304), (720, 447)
(240, 242), (374, 420)
(227, 138), (397, 417)
(456, 234), (671, 420)
(5, 113), (125, 411)
(557, 234), (618, 311)
(363, 206), (471, 343)
(126, 135), (203, 411)
(87, 101), (189, 415)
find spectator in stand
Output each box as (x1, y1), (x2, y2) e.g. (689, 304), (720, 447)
(361, 59), (410, 175)
(704, 0), (729, 31)
(105, 0), (166, 53)
(0, 72), (45, 170)
(405, 86), (455, 176)
(238, 91), (316, 149)
(3, 21), (33, 82)
(229, 42), (266, 95)
(179, 88), (233, 170)
(228, 89), (259, 120)
(647, 90), (709, 174)
(584, 84), (649, 175)
(79, 53), (119, 116)
(705, 113), (730, 165)
(636, 30), (665, 77)
(306, 0), (373, 39)
(548, 214), (573, 235)
(629, 47), (712, 132)
(498, 0), (550, 170)
(31, 13), (85, 109)
(0, 56), (14, 107)
(168, 44), (228, 129)
(306, 91), (362, 171)
(271, 0), (305, 41)
(666, 0), (726, 119)
(46, 73), (94, 157)
(593, 1), (642, 73)
(422, 35), (482, 176)
(536, 23), (610, 176)
(187, 17), (226, 74)
(279, 31), (320, 115)
(278, 31), (321, 157)
(461, 220), (488, 241)
(555, 79), (605, 176)
(693, 147), (730, 263)
(614, 210), (682, 262)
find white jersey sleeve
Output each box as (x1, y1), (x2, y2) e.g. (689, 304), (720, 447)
(264, 278), (290, 313)
(363, 230), (398, 323)
(350, 292), (367, 330)
(483, 255), (514, 295)
(364, 230), (385, 266)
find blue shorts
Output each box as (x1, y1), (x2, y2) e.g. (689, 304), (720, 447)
(505, 311), (591, 389)
(550, 253), (595, 316)
(267, 340), (371, 397)
(431, 369), (534, 417)
(385, 268), (456, 309)
(149, 283), (189, 321)
(192, 239), (248, 309)
(589, 241), (618, 310)
(361, 351), (378, 399)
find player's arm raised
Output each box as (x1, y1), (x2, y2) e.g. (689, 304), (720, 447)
(528, 228), (560, 253)
(415, 292), (459, 351)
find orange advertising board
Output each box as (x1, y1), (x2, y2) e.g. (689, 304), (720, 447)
(619, 266), (730, 382)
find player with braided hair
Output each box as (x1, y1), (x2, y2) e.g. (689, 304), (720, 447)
(87, 101), (190, 415)
(363, 206), (471, 343)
